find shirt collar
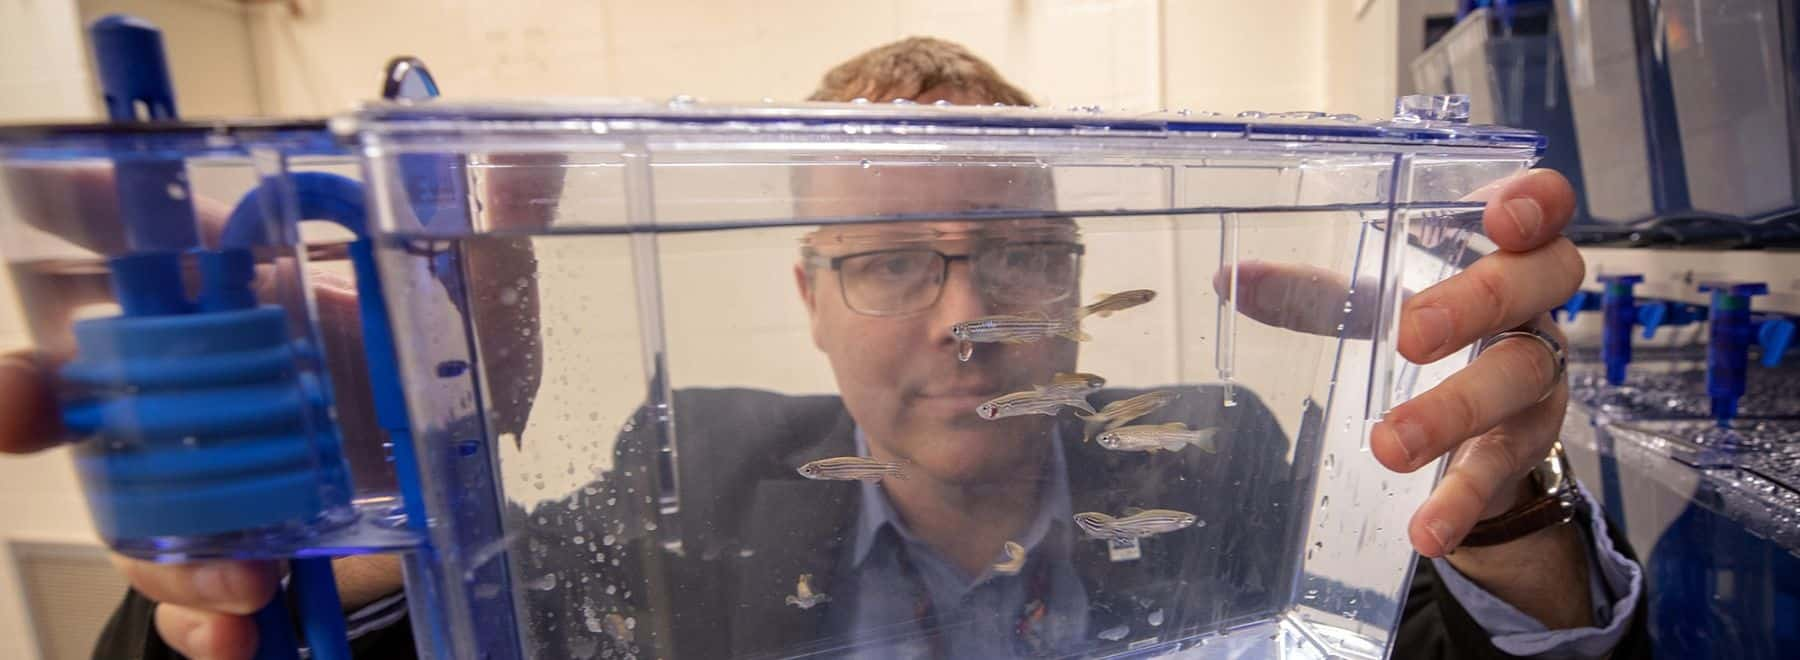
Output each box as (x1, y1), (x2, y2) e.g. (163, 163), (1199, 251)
(848, 425), (1074, 570)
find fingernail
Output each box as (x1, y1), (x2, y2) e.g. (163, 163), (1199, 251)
(1505, 197), (1543, 242)
(1411, 306), (1453, 356)
(1390, 419), (1427, 467)
(1424, 518), (1457, 555)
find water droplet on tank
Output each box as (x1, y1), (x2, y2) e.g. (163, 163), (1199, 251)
(606, 584), (617, 595)
(166, 183), (188, 200)
(624, 617), (636, 630)
(932, 99), (950, 106)
(1320, 496), (1329, 511)
(859, 159), (871, 169)
(891, 98), (915, 105)
(739, 548), (756, 558)
(851, 97), (869, 104)
(645, 521), (658, 531)
(761, 97), (775, 104)
(1098, 624), (1129, 641)
(528, 574), (558, 591)
(573, 535), (585, 545)
(1147, 609), (1165, 626)
(668, 94), (696, 106)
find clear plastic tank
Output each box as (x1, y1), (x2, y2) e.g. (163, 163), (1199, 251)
(0, 121), (414, 559)
(346, 96), (1538, 659)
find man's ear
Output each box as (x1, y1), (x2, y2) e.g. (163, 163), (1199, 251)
(795, 262), (828, 352)
(794, 261), (816, 312)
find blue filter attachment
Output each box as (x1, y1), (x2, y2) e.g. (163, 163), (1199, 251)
(1596, 274), (1642, 385)
(1698, 282), (1770, 428)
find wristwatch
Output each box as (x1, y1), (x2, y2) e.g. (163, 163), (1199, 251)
(1459, 442), (1580, 547)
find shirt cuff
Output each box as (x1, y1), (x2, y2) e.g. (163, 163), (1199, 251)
(1430, 484), (1643, 659)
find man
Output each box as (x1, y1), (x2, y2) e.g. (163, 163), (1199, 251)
(9, 37), (1640, 658)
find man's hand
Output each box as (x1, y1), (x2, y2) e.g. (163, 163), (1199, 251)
(1215, 169), (1595, 628)
(1367, 169), (1583, 558)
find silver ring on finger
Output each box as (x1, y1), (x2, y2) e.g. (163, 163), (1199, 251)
(1476, 324), (1566, 403)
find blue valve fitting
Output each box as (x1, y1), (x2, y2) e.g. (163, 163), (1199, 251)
(1557, 289), (1602, 322)
(1596, 275), (1642, 386)
(1755, 316), (1794, 368)
(1698, 282), (1769, 428)
(1635, 299), (1708, 339)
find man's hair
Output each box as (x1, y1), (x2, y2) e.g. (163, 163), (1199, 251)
(807, 37), (1034, 106)
(796, 38), (1053, 270)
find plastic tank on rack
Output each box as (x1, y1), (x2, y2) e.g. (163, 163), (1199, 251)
(1553, 0), (1800, 226)
(1556, 276), (1800, 660)
(341, 95), (1540, 659)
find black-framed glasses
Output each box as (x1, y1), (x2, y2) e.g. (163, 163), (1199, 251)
(811, 241), (1084, 316)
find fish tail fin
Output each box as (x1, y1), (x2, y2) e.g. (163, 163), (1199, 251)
(1191, 428), (1220, 453)
(1066, 398), (1097, 415)
(1059, 325), (1092, 342)
(1079, 416), (1105, 442)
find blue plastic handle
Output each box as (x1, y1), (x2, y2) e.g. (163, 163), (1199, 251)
(1758, 318), (1794, 368)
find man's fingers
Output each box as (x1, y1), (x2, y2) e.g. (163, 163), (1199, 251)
(1407, 386), (1567, 557)
(1480, 169), (1577, 252)
(0, 351), (60, 453)
(1372, 330), (1564, 473)
(1398, 239), (1583, 364)
(112, 558), (279, 616)
(155, 603), (259, 660)
(1211, 260), (1379, 338)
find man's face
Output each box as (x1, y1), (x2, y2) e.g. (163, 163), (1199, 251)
(794, 163), (1079, 485)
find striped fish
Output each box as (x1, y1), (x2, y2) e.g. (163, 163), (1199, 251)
(1095, 422), (1218, 453)
(977, 388), (1097, 420)
(950, 313), (1090, 345)
(797, 456), (908, 482)
(1080, 289), (1157, 319)
(1042, 371), (1107, 395)
(1074, 508), (1199, 540)
(1078, 390), (1181, 440)
(992, 540), (1026, 575)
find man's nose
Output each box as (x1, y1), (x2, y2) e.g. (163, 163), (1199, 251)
(931, 261), (989, 341)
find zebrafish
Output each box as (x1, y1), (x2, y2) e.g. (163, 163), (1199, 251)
(785, 573), (830, 609)
(797, 456), (908, 482)
(1077, 390), (1181, 440)
(1095, 422), (1218, 453)
(1080, 289), (1157, 318)
(977, 388), (1097, 420)
(950, 313), (1090, 345)
(1073, 508), (1199, 540)
(1042, 371), (1107, 395)
(993, 540), (1026, 575)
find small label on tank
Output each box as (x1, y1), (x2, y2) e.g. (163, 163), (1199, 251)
(1108, 537), (1142, 562)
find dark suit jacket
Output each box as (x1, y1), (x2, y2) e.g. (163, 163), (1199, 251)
(94, 386), (1651, 659)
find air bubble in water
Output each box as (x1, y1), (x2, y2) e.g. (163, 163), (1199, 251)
(167, 183), (188, 200)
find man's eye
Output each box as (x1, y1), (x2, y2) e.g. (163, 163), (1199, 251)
(863, 255), (923, 278)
